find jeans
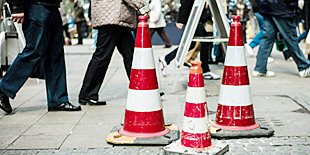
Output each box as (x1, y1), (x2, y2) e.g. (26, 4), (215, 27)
(79, 25), (134, 101)
(249, 13), (264, 48)
(255, 16), (310, 73)
(0, 4), (68, 107)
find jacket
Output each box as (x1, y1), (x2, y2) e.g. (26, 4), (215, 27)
(177, 0), (212, 25)
(259, 0), (298, 18)
(148, 0), (166, 28)
(7, 0), (62, 13)
(91, 0), (144, 29)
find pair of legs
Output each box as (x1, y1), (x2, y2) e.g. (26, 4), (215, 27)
(254, 15), (310, 77)
(79, 25), (134, 103)
(150, 27), (172, 48)
(0, 4), (80, 113)
(76, 21), (87, 45)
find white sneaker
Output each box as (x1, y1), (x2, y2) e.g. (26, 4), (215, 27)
(245, 43), (254, 56)
(252, 71), (275, 77)
(299, 67), (310, 78)
(267, 57), (274, 63)
(159, 56), (167, 77)
(203, 72), (220, 80)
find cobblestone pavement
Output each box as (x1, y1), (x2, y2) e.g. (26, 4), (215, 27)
(0, 40), (309, 154)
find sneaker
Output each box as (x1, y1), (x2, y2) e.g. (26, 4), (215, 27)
(203, 72), (220, 80)
(0, 90), (12, 114)
(159, 56), (167, 77)
(267, 57), (274, 63)
(252, 71), (275, 77)
(299, 67), (310, 78)
(244, 43), (254, 56)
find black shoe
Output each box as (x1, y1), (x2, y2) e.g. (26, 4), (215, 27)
(0, 90), (12, 114)
(48, 102), (82, 111)
(183, 62), (191, 68)
(164, 44), (172, 48)
(78, 98), (106, 106)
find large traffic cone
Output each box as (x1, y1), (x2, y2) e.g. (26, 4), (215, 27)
(163, 61), (229, 154)
(211, 15), (274, 138)
(106, 16), (179, 145)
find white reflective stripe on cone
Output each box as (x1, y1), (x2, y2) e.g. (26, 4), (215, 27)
(224, 46), (247, 66)
(132, 48), (155, 69)
(186, 87), (206, 103)
(182, 116), (209, 133)
(218, 85), (252, 106)
(126, 89), (162, 112)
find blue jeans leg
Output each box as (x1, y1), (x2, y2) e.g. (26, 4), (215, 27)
(254, 16), (276, 73)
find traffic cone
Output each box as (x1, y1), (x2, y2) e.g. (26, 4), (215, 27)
(211, 15), (274, 138)
(163, 61), (229, 154)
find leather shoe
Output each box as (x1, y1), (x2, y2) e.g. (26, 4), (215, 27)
(78, 98), (106, 106)
(0, 90), (12, 114)
(48, 102), (81, 111)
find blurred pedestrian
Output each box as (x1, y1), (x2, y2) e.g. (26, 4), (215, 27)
(78, 0), (148, 105)
(73, 0), (87, 45)
(149, 0), (172, 48)
(252, 0), (310, 78)
(0, 0), (82, 114)
(159, 0), (220, 80)
(60, 0), (75, 45)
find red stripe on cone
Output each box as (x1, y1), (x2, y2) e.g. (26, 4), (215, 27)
(222, 66), (249, 85)
(129, 69), (158, 90)
(228, 15), (243, 46)
(188, 74), (204, 87)
(123, 109), (165, 133)
(181, 131), (212, 148)
(135, 16), (152, 48)
(184, 102), (206, 118)
(215, 104), (259, 130)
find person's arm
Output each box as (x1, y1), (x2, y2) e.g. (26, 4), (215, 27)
(6, 0), (24, 23)
(122, 0), (147, 14)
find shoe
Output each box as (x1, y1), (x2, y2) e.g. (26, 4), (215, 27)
(299, 67), (310, 78)
(78, 98), (107, 106)
(164, 44), (172, 48)
(252, 71), (275, 77)
(267, 57), (274, 63)
(0, 90), (12, 114)
(203, 72), (220, 80)
(183, 62), (191, 68)
(159, 56), (167, 77)
(245, 43), (254, 56)
(48, 102), (82, 111)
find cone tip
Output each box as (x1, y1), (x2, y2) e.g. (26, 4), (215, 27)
(190, 61), (203, 74)
(232, 15), (240, 21)
(138, 15), (148, 22)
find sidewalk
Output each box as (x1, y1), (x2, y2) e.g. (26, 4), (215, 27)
(0, 40), (309, 154)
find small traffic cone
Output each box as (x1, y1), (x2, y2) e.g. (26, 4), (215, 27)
(106, 15), (179, 145)
(163, 61), (229, 154)
(211, 15), (274, 138)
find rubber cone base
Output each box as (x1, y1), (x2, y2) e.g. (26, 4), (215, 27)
(106, 124), (180, 145)
(210, 121), (274, 139)
(162, 140), (229, 155)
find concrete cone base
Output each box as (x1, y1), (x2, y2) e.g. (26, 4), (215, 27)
(162, 140), (229, 155)
(106, 124), (180, 145)
(210, 121), (275, 139)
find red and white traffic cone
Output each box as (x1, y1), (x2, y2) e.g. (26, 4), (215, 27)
(213, 15), (259, 131)
(163, 61), (229, 154)
(119, 15), (170, 138)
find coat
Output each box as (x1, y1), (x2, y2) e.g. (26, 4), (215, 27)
(259, 0), (298, 18)
(91, 0), (144, 29)
(148, 0), (166, 28)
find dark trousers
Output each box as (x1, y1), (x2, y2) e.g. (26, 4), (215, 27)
(76, 21), (87, 44)
(79, 25), (134, 101)
(0, 4), (68, 107)
(164, 23), (212, 73)
(150, 27), (172, 46)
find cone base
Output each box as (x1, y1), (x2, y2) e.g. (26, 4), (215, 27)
(213, 122), (260, 131)
(119, 128), (170, 138)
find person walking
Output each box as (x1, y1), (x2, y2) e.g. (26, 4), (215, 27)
(149, 0), (172, 48)
(73, 0), (87, 45)
(159, 0), (220, 80)
(252, 0), (310, 78)
(0, 0), (82, 114)
(78, 0), (148, 105)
